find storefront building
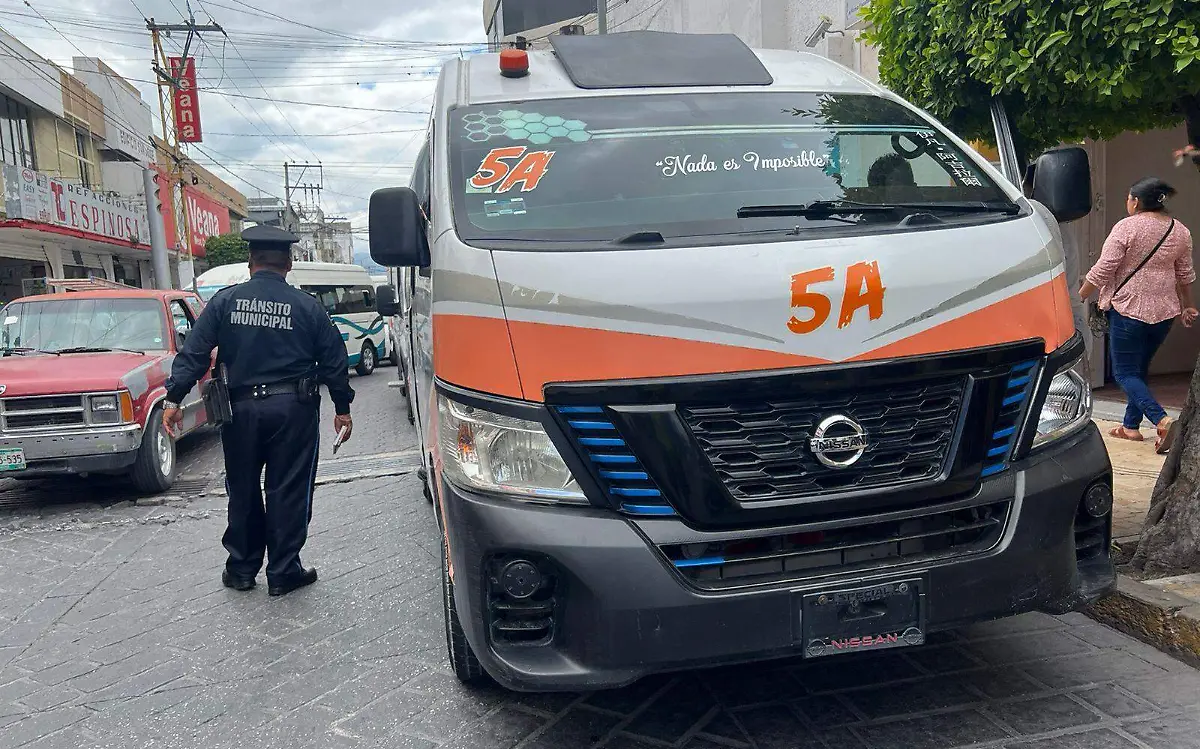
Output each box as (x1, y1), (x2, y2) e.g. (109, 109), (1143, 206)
(0, 29), (159, 300)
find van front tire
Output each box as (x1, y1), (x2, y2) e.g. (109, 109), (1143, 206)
(355, 343), (377, 376)
(442, 532), (488, 686)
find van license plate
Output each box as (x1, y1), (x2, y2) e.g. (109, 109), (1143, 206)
(801, 579), (924, 658)
(0, 448), (26, 471)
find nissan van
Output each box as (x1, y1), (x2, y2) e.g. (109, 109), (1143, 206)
(369, 31), (1114, 692)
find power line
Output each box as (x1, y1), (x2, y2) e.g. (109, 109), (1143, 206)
(193, 0), (322, 163)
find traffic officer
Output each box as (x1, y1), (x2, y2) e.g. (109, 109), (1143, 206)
(162, 225), (355, 597)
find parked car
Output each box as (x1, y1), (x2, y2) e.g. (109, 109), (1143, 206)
(0, 285), (212, 493)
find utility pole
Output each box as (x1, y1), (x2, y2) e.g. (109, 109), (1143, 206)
(147, 7), (222, 288)
(285, 162), (326, 261)
(597, 0), (608, 33)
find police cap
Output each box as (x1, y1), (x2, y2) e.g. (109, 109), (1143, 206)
(242, 224), (300, 253)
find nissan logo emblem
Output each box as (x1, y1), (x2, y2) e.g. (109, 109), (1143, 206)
(809, 415), (868, 469)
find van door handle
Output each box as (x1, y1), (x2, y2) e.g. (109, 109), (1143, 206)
(418, 267), (431, 278)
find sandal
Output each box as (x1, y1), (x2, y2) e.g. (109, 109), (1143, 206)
(1108, 426), (1144, 441)
(1156, 418), (1178, 455)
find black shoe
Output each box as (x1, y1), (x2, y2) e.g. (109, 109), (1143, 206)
(268, 567), (318, 597)
(222, 570), (256, 591)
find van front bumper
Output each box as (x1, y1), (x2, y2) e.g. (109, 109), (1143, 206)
(442, 423), (1114, 692)
(0, 425), (142, 476)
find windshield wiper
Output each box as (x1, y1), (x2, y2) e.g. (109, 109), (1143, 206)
(51, 346), (146, 355)
(1, 347), (60, 357)
(738, 199), (1020, 219)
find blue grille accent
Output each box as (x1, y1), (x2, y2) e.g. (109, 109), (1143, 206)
(556, 406), (674, 517)
(981, 360), (1039, 478)
(674, 556), (725, 568)
(623, 504), (676, 516)
(579, 437), (624, 447)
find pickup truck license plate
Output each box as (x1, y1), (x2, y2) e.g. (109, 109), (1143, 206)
(0, 448), (26, 471)
(801, 579), (925, 658)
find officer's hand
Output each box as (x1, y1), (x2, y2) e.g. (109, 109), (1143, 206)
(334, 414), (353, 442)
(162, 406), (183, 436)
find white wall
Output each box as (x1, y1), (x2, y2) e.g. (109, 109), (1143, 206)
(71, 57), (154, 164)
(0, 26), (64, 117)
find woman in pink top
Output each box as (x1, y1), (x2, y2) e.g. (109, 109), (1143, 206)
(1080, 177), (1198, 453)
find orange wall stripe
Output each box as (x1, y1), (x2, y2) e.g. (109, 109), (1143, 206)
(850, 280), (1064, 362)
(433, 314), (525, 399)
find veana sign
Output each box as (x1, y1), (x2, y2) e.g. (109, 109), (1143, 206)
(185, 189), (228, 257)
(2, 165), (148, 245)
(153, 169), (223, 259)
(169, 56), (203, 143)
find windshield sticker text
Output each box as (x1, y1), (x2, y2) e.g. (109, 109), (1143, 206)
(470, 147), (554, 193)
(915, 133), (983, 187)
(657, 150), (829, 178)
(743, 150), (828, 171)
(788, 261), (885, 335)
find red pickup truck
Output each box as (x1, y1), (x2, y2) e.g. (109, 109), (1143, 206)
(0, 284), (212, 493)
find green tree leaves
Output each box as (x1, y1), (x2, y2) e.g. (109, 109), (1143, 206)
(203, 233), (250, 268)
(862, 0), (1200, 153)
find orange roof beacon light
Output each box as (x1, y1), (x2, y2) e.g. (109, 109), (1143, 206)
(500, 48), (529, 78)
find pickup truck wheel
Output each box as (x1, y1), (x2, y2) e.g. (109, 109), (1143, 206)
(355, 343), (377, 376)
(442, 532), (488, 686)
(131, 406), (177, 494)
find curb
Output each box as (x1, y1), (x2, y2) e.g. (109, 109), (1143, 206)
(1087, 574), (1200, 668)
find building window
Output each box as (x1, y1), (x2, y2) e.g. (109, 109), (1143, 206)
(75, 131), (92, 188)
(0, 94), (35, 169)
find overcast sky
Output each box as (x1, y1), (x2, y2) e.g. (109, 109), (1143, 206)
(0, 0), (487, 244)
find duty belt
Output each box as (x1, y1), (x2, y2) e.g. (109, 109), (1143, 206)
(229, 381), (301, 401)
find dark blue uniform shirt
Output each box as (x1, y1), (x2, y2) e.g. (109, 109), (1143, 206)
(165, 270), (355, 414)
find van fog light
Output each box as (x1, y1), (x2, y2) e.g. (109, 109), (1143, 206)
(1083, 483), (1113, 518)
(499, 560), (543, 599)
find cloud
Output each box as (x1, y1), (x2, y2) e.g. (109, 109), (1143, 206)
(6, 0), (486, 240)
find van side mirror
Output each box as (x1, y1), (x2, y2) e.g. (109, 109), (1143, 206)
(375, 284), (399, 317)
(1031, 146), (1091, 223)
(369, 187), (430, 267)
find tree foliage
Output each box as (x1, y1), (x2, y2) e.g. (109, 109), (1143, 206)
(862, 0), (1200, 154)
(204, 233), (249, 268)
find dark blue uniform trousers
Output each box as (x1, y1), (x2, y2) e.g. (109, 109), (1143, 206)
(221, 393), (320, 585)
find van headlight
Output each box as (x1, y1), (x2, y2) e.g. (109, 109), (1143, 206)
(437, 395), (587, 504)
(1031, 356), (1092, 448)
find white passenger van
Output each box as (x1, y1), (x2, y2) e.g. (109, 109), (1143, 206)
(369, 32), (1112, 692)
(194, 261), (389, 375)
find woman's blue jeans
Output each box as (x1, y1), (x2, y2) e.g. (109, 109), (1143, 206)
(1107, 310), (1174, 429)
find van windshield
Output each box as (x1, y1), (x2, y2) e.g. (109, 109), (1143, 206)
(449, 92), (1015, 244)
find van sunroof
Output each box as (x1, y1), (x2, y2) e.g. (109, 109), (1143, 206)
(547, 31), (774, 89)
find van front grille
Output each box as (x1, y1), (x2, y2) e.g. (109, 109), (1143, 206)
(679, 377), (966, 502)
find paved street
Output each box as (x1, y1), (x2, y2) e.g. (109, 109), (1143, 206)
(0, 371), (1199, 748)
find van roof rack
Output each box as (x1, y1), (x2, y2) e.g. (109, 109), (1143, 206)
(548, 31), (774, 89)
(46, 277), (138, 293)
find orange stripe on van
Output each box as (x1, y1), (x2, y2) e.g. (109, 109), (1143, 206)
(434, 279), (1067, 401)
(433, 313), (524, 399)
(505, 321), (829, 401)
(851, 279), (1066, 362)
(1050, 272), (1077, 346)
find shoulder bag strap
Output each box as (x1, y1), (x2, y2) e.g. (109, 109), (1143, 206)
(1114, 219), (1175, 296)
